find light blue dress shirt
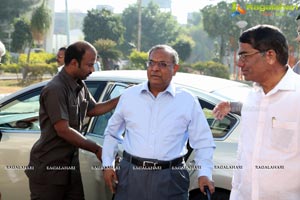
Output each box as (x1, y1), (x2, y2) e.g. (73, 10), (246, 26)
(102, 81), (215, 178)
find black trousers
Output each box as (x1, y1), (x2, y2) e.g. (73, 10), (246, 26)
(28, 172), (84, 200)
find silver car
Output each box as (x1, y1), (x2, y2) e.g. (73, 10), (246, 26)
(0, 70), (250, 200)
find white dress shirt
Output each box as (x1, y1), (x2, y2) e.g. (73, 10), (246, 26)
(230, 68), (300, 200)
(102, 81), (215, 178)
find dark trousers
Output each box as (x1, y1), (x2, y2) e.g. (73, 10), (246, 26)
(28, 173), (84, 200)
(114, 159), (189, 200)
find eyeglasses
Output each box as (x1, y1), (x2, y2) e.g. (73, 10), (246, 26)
(146, 60), (174, 69)
(238, 51), (265, 62)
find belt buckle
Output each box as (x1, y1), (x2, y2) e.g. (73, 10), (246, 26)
(142, 160), (157, 168)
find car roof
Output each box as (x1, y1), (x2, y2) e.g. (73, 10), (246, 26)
(88, 70), (249, 93)
(0, 70), (250, 104)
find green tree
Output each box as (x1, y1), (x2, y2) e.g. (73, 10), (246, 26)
(20, 0), (52, 81)
(0, 0), (41, 49)
(93, 39), (122, 70)
(30, 0), (52, 47)
(121, 2), (180, 53)
(11, 18), (32, 53)
(192, 61), (230, 79)
(83, 9), (125, 45)
(201, 0), (298, 64)
(128, 50), (148, 70)
(202, 1), (240, 63)
(0, 0), (41, 24)
(171, 36), (195, 62)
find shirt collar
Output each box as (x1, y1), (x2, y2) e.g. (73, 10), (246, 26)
(60, 68), (84, 94)
(140, 81), (176, 97)
(253, 67), (296, 95)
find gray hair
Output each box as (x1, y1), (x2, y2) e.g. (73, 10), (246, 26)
(148, 44), (179, 64)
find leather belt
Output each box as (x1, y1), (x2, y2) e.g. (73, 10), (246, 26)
(123, 151), (184, 170)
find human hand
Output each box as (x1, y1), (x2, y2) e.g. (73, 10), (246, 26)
(198, 176), (215, 195)
(103, 168), (118, 193)
(212, 101), (231, 120)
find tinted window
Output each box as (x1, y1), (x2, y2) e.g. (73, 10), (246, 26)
(199, 99), (237, 139)
(0, 88), (42, 131)
(85, 81), (107, 101)
(0, 81), (106, 132)
(90, 84), (128, 137)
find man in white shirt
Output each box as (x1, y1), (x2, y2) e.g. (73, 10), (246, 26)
(102, 44), (215, 200)
(214, 25), (300, 200)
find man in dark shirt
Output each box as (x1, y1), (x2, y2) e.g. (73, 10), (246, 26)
(25, 41), (119, 200)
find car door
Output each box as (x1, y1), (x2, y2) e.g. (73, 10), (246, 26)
(80, 82), (129, 200)
(0, 87), (42, 200)
(0, 80), (107, 200)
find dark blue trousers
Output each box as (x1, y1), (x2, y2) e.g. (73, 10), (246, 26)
(114, 159), (189, 200)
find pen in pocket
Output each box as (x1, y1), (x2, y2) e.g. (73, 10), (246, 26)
(272, 116), (276, 128)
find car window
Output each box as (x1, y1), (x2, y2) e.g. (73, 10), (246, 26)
(199, 99), (237, 140)
(85, 81), (107, 101)
(0, 81), (107, 132)
(0, 88), (42, 131)
(90, 84), (128, 137)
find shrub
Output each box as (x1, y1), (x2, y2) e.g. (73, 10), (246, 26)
(128, 50), (148, 70)
(192, 61), (229, 79)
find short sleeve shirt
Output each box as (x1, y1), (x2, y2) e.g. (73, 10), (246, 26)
(26, 69), (96, 184)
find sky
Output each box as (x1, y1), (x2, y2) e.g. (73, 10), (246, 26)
(54, 0), (222, 24)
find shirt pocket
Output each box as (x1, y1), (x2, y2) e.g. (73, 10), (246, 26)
(69, 105), (79, 128)
(80, 99), (88, 121)
(271, 120), (298, 153)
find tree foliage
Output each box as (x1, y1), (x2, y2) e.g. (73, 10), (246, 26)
(0, 0), (41, 24)
(202, 1), (240, 62)
(93, 39), (122, 70)
(128, 50), (148, 70)
(201, 0), (298, 63)
(83, 9), (125, 45)
(121, 2), (180, 53)
(11, 18), (32, 53)
(171, 36), (195, 62)
(192, 61), (230, 79)
(30, 0), (52, 45)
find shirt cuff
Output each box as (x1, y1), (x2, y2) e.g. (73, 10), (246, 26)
(230, 101), (243, 115)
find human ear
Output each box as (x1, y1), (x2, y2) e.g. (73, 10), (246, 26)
(264, 50), (276, 65)
(173, 64), (180, 75)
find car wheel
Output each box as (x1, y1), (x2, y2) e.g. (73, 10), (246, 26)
(189, 189), (230, 200)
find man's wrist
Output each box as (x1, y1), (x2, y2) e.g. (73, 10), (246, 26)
(102, 166), (114, 171)
(94, 147), (101, 154)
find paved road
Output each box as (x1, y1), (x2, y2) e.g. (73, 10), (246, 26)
(0, 73), (52, 80)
